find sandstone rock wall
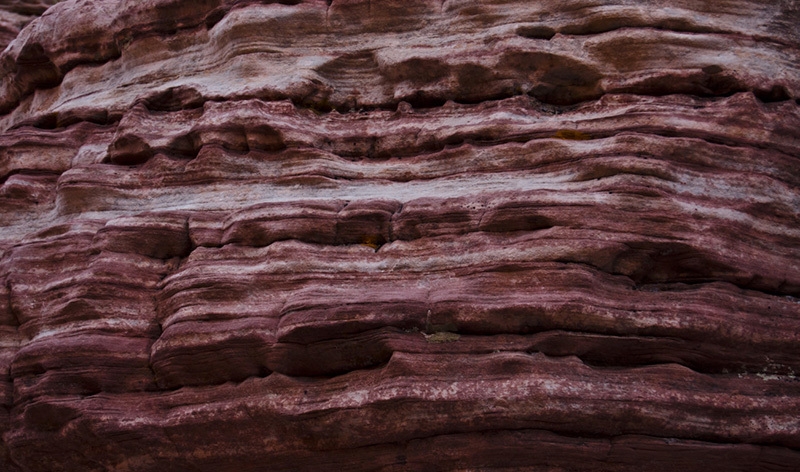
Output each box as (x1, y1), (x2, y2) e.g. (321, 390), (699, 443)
(0, 1), (60, 51)
(1, 0), (799, 470)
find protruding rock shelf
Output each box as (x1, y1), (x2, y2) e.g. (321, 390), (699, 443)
(1, 0), (799, 470)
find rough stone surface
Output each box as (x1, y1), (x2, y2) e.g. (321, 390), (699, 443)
(0, 1), (59, 51)
(1, 0), (799, 470)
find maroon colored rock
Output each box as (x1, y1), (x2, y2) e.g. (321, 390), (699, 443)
(0, 0), (799, 471)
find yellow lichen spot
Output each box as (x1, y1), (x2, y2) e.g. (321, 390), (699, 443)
(424, 332), (461, 343)
(360, 234), (382, 249)
(552, 129), (591, 140)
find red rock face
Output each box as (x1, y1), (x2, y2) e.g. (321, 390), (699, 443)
(0, 1), (59, 53)
(1, 0), (799, 470)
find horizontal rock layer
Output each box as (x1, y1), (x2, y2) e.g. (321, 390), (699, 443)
(0, 0), (799, 471)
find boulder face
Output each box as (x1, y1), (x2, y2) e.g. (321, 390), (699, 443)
(1, 0), (799, 470)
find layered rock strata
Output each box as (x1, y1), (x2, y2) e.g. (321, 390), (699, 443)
(1, 0), (799, 470)
(0, 1), (60, 51)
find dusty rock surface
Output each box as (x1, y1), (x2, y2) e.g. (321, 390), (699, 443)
(1, 0), (799, 470)
(0, 1), (59, 51)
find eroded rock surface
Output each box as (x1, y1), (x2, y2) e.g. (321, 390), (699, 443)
(0, 1), (60, 51)
(1, 0), (799, 470)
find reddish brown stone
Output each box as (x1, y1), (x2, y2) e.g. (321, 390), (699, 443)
(0, 0), (799, 471)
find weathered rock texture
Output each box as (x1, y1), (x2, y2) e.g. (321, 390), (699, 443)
(0, 1), (60, 51)
(1, 0), (799, 470)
